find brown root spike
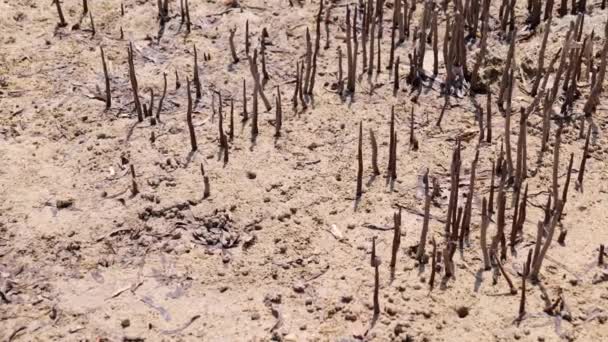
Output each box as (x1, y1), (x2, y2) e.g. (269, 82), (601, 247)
(576, 126), (592, 191)
(127, 43), (143, 122)
(156, 73), (167, 121)
(229, 98), (234, 141)
(417, 168), (431, 262)
(186, 78), (197, 152)
(356, 121), (363, 199)
(53, 0), (68, 27)
(229, 27), (239, 64)
(201, 163), (210, 199)
(193, 45), (202, 99)
(480, 197), (491, 270)
(275, 87), (282, 138)
(130, 164), (138, 196)
(308, 0), (324, 94)
(390, 208), (402, 275)
(369, 129), (380, 176)
(100, 46), (111, 109)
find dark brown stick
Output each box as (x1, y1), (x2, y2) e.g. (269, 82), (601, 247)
(229, 27), (239, 64)
(245, 20), (250, 56)
(218, 92), (228, 164)
(561, 153), (574, 213)
(429, 237), (437, 290)
(552, 125), (563, 201)
(337, 48), (344, 97)
(308, 0), (324, 94)
(193, 45), (202, 99)
(53, 0), (68, 27)
(369, 129), (380, 175)
(303, 28), (312, 94)
(432, 8), (439, 76)
(518, 249), (533, 321)
(531, 201), (564, 280)
(89, 10), (96, 37)
(531, 16), (552, 96)
(156, 73), (167, 121)
(130, 164), (138, 196)
(417, 168), (431, 261)
(346, 6), (355, 92)
(260, 37), (270, 86)
(481, 197), (491, 270)
(576, 126), (591, 191)
(372, 253), (380, 322)
(185, 0), (191, 33)
(201, 163), (210, 199)
(390, 208), (402, 272)
(242, 79), (248, 121)
(393, 56), (400, 96)
(492, 253), (517, 294)
(275, 87), (282, 137)
(324, 3), (331, 50)
(488, 161), (495, 216)
(127, 43), (143, 122)
(186, 78), (197, 152)
(100, 46), (111, 109)
(356, 121), (363, 199)
(409, 107), (418, 150)
(461, 150), (479, 246)
(229, 98), (234, 141)
(248, 49), (272, 111)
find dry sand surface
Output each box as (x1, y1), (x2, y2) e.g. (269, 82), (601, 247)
(1, 0), (608, 341)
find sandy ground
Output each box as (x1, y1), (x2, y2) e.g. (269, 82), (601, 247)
(1, 0), (608, 341)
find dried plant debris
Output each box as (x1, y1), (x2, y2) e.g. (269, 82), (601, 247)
(191, 209), (240, 249)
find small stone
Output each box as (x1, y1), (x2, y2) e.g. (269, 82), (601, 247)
(293, 281), (306, 293)
(386, 306), (398, 316)
(222, 254), (231, 263)
(264, 293), (282, 304)
(394, 323), (407, 336)
(455, 306), (469, 318)
(219, 285), (229, 293)
(121, 319), (130, 328)
(251, 312), (260, 320)
(284, 334), (297, 342)
(246, 171), (257, 179)
(341, 295), (353, 303)
(56, 198), (74, 209)
(344, 312), (357, 321)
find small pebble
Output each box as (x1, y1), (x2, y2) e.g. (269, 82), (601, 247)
(56, 198), (74, 209)
(293, 281), (306, 293)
